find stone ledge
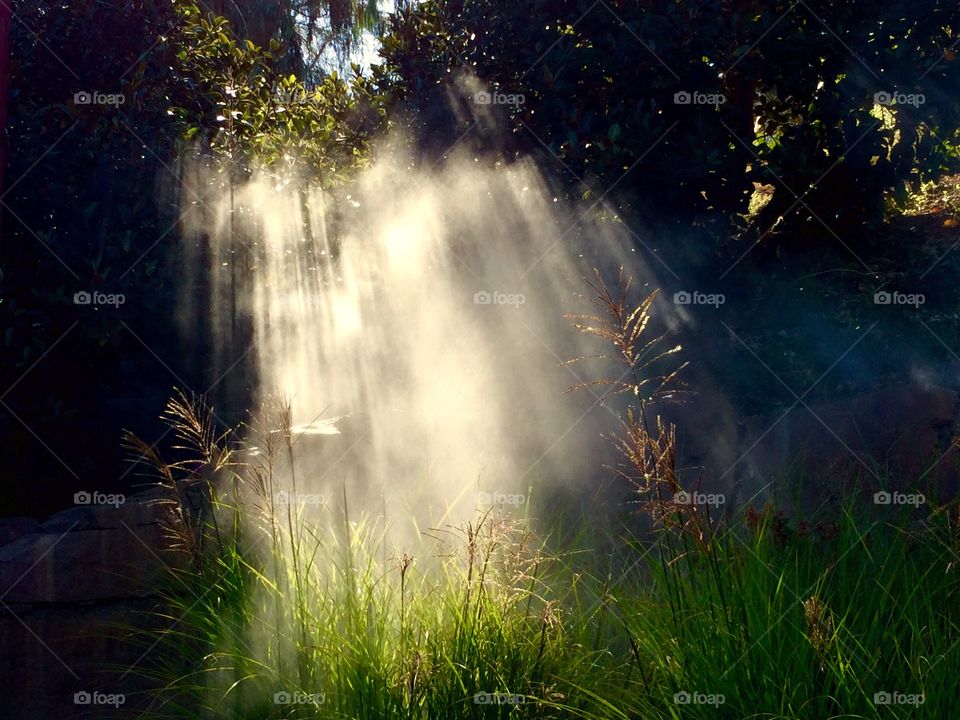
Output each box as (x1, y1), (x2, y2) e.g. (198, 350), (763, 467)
(0, 487), (189, 605)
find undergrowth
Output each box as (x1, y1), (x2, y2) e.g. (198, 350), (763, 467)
(119, 270), (960, 719)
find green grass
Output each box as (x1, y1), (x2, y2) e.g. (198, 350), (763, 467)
(626, 501), (960, 719)
(120, 267), (960, 719)
(126, 435), (960, 719)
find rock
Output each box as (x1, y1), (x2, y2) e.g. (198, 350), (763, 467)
(0, 521), (187, 604)
(0, 598), (165, 720)
(41, 485), (180, 533)
(0, 485), (186, 719)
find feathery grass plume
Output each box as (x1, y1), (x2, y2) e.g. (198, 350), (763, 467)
(120, 428), (200, 563)
(563, 267), (686, 404)
(123, 389), (237, 563)
(802, 594), (836, 668)
(563, 267), (715, 541)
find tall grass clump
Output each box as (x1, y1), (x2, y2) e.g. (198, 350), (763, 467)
(121, 392), (662, 719)
(564, 268), (960, 719)
(118, 272), (960, 719)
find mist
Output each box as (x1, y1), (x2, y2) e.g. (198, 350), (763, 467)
(175, 131), (675, 536)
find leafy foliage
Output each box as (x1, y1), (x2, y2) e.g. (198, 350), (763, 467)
(205, 0), (386, 79)
(377, 0), (960, 243)
(168, 0), (386, 184)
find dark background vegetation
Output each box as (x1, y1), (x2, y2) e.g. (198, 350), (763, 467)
(3, 0), (959, 517)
